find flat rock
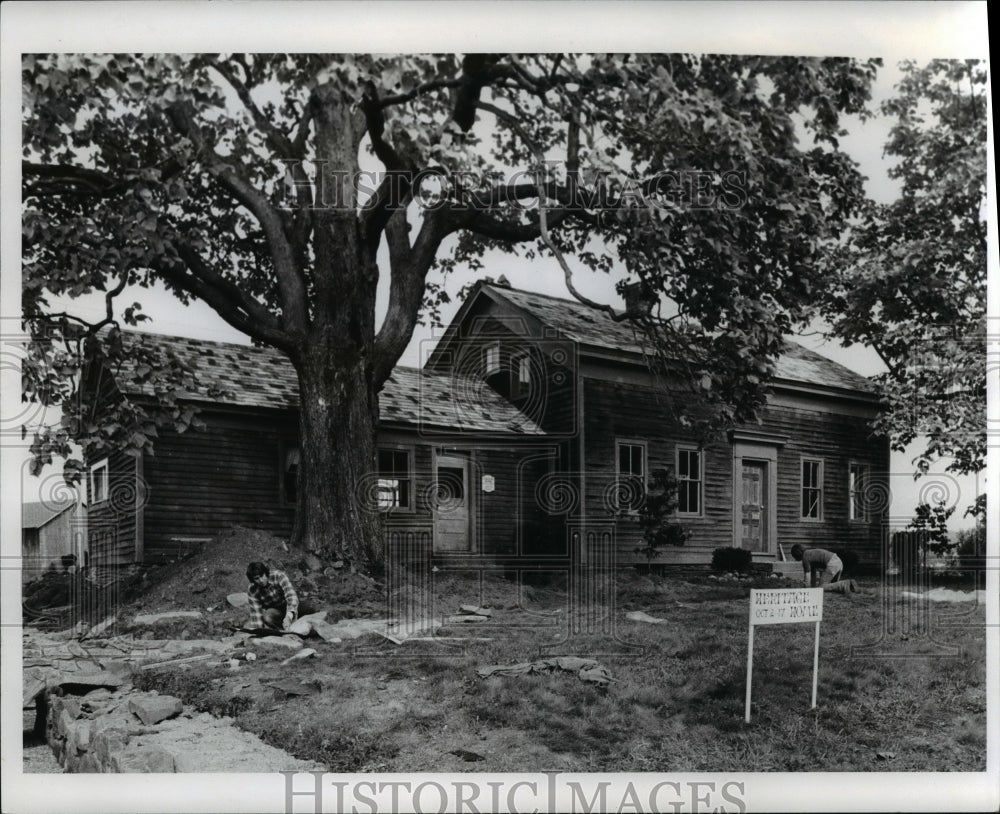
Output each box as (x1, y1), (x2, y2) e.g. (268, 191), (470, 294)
(52, 670), (128, 690)
(226, 593), (249, 608)
(249, 636), (303, 651)
(111, 744), (177, 773)
(133, 611), (203, 625)
(459, 605), (493, 617)
(163, 639), (229, 655)
(314, 618), (393, 640)
(625, 610), (666, 625)
(129, 694), (183, 726)
(445, 614), (488, 624)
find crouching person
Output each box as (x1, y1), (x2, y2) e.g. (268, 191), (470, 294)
(790, 545), (857, 593)
(246, 561), (299, 630)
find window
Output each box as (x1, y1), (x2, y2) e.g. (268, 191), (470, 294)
(511, 351), (531, 398)
(377, 448), (412, 510)
(801, 458), (823, 520)
(616, 440), (646, 512)
(483, 342), (501, 375)
(283, 445), (301, 504)
(677, 447), (703, 515)
(90, 459), (109, 504)
(849, 463), (870, 522)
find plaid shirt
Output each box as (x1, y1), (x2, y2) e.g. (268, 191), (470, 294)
(247, 569), (299, 629)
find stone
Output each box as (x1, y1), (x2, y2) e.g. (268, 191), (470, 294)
(625, 610), (666, 625)
(54, 670), (127, 690)
(62, 697), (83, 719)
(227, 592), (249, 608)
(83, 615), (118, 639)
(133, 611), (203, 625)
(279, 648), (317, 666)
(249, 636), (303, 651)
(93, 727), (129, 763)
(300, 552), (324, 572)
(111, 745), (177, 773)
(459, 605), (493, 617)
(308, 619), (342, 642)
(286, 618), (313, 636)
(445, 614), (488, 624)
(129, 694), (183, 726)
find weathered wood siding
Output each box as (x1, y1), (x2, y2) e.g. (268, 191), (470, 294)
(140, 411), (297, 563)
(88, 449), (140, 566)
(580, 377), (888, 567)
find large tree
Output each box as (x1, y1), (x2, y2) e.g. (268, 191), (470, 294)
(820, 59), (988, 481)
(22, 53), (879, 563)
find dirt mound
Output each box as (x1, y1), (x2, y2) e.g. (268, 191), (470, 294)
(126, 526), (385, 623)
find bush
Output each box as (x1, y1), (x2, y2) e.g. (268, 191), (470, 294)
(633, 469), (689, 563)
(711, 547), (752, 573)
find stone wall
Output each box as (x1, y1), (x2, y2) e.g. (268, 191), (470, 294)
(43, 684), (323, 773)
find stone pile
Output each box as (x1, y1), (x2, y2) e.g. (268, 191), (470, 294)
(46, 687), (322, 773)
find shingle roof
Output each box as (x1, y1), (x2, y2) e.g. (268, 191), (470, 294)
(484, 285), (876, 394)
(22, 501), (75, 530)
(116, 333), (544, 435)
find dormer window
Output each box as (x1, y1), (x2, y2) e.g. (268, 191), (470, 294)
(483, 342), (501, 376)
(511, 351), (531, 399)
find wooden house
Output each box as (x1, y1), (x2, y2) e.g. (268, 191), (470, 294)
(83, 280), (888, 571)
(21, 499), (87, 582)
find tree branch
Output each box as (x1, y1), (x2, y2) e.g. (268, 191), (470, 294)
(165, 101), (310, 334)
(207, 57), (307, 160)
(156, 240), (294, 352)
(476, 100), (631, 321)
(373, 206), (451, 386)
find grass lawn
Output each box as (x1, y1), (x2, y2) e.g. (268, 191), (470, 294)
(134, 570), (987, 773)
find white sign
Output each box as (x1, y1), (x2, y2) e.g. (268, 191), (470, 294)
(749, 587), (823, 626)
(745, 587), (824, 722)
(481, 475), (495, 493)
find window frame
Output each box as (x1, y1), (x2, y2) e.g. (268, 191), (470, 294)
(676, 445), (704, 518)
(510, 349), (531, 399)
(376, 445), (415, 513)
(483, 342), (501, 376)
(849, 461), (871, 523)
(800, 456), (824, 521)
(89, 458), (109, 505)
(615, 438), (647, 515)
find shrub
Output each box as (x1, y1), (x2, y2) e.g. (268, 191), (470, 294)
(711, 547), (752, 573)
(633, 469), (689, 564)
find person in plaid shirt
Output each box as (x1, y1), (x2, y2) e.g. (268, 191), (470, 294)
(246, 561), (299, 630)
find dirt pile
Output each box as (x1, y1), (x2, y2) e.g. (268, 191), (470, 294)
(124, 526), (386, 628)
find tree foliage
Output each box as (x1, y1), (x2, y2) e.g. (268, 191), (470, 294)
(820, 59), (987, 477)
(22, 53), (880, 557)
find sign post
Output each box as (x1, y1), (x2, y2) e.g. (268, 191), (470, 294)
(745, 587), (823, 723)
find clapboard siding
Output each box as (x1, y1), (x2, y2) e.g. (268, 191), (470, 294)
(141, 412), (296, 562)
(581, 378), (887, 566)
(88, 449), (139, 566)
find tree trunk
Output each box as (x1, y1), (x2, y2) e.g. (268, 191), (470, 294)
(290, 331), (383, 567)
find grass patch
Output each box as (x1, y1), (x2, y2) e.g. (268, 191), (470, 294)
(135, 572), (987, 772)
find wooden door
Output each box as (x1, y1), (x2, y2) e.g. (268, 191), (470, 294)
(433, 454), (472, 552)
(740, 461), (768, 552)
